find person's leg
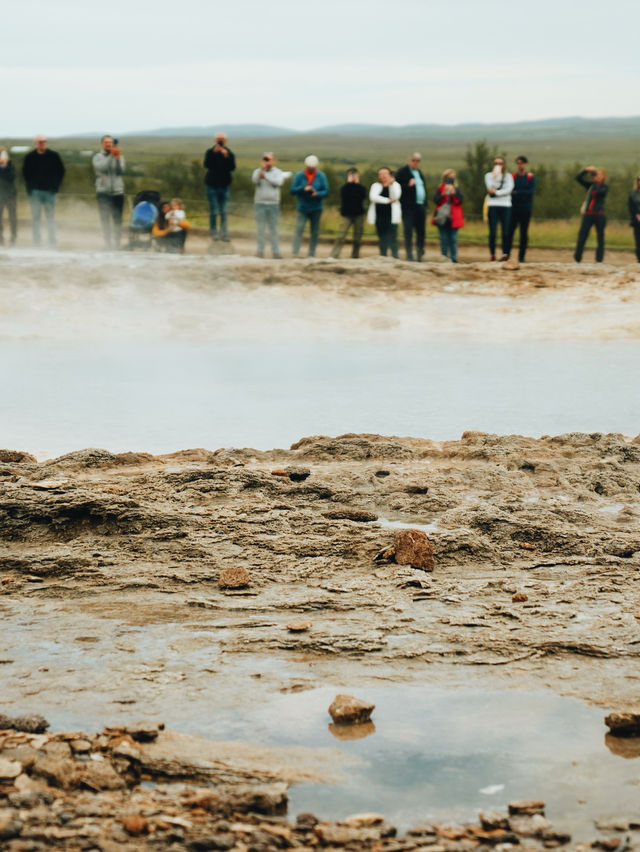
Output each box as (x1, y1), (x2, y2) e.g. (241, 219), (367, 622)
(0, 200), (5, 244)
(8, 196), (17, 245)
(450, 227), (459, 262)
(330, 216), (351, 258)
(402, 208), (414, 260)
(308, 209), (321, 256)
(634, 224), (640, 262)
(595, 216), (606, 262)
(438, 225), (448, 258)
(574, 215), (592, 262)
(267, 205), (280, 256)
(487, 207), (498, 258)
(518, 210), (531, 262)
(206, 186), (219, 238)
(376, 221), (387, 256)
(111, 194), (124, 248)
(292, 210), (307, 256)
(389, 223), (399, 258)
(351, 215), (364, 258)
(255, 203), (266, 255)
(505, 208), (519, 258)
(414, 204), (426, 259)
(217, 188), (230, 240)
(43, 191), (56, 247)
(500, 208), (511, 258)
(29, 191), (42, 245)
(96, 193), (112, 248)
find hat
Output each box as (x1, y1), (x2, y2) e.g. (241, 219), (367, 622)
(304, 155), (319, 168)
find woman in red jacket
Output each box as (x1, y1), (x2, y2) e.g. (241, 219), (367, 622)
(431, 169), (465, 262)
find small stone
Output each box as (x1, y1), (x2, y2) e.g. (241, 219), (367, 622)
(393, 528), (435, 571)
(605, 712), (640, 737)
(593, 839), (623, 851)
(70, 739), (92, 754)
(315, 824), (381, 844)
(0, 808), (22, 841)
(0, 758), (22, 780)
(286, 466), (310, 482)
(0, 713), (49, 734)
(479, 811), (510, 830)
(296, 812), (318, 829)
(508, 800), (546, 816)
(340, 813), (385, 827)
(520, 542), (536, 550)
(509, 814), (552, 836)
(218, 567), (250, 589)
(512, 593), (529, 603)
(323, 508), (378, 522)
(328, 694), (375, 725)
(121, 814), (149, 836)
(271, 469), (288, 477)
(286, 621), (312, 632)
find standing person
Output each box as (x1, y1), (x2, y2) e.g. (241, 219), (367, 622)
(203, 132), (236, 243)
(574, 167), (608, 263)
(251, 152), (288, 258)
(629, 174), (640, 263)
(21, 134), (65, 248)
(93, 135), (126, 250)
(395, 152), (427, 261)
(367, 167), (402, 258)
(329, 168), (367, 259)
(0, 147), (18, 247)
(290, 155), (329, 258)
(506, 155), (536, 263)
(431, 169), (464, 263)
(484, 155), (514, 261)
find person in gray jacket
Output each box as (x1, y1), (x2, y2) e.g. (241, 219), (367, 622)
(93, 135), (125, 249)
(251, 153), (290, 258)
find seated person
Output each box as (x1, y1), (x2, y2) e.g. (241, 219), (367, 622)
(152, 199), (190, 252)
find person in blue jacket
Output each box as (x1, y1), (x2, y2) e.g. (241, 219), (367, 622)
(506, 155), (536, 263)
(290, 155), (329, 257)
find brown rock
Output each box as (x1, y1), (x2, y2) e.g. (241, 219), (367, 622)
(0, 713), (49, 734)
(509, 814), (552, 836)
(315, 823), (381, 844)
(271, 469), (288, 477)
(31, 755), (78, 788)
(0, 808), (22, 841)
(121, 814), (149, 836)
(340, 813), (385, 827)
(508, 800), (546, 816)
(218, 566), (251, 589)
(593, 839), (623, 851)
(69, 739), (92, 754)
(0, 449), (37, 463)
(77, 761), (126, 791)
(286, 466), (311, 482)
(479, 811), (510, 831)
(512, 593), (529, 603)
(605, 712), (640, 737)
(286, 621), (312, 632)
(323, 509), (378, 522)
(393, 528), (435, 571)
(328, 694), (375, 725)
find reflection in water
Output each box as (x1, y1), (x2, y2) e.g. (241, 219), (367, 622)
(604, 732), (640, 759)
(329, 721), (376, 741)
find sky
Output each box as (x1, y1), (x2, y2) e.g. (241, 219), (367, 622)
(3, 0), (638, 137)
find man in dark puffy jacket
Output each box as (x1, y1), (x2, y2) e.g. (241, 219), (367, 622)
(22, 135), (65, 247)
(506, 156), (537, 263)
(203, 132), (236, 243)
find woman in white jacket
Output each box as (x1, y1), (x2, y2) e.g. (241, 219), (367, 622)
(484, 156), (514, 261)
(368, 168), (402, 257)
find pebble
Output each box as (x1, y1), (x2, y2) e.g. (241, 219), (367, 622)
(328, 694), (375, 724)
(218, 566), (251, 589)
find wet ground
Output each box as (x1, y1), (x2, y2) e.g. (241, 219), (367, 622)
(1, 250), (640, 849)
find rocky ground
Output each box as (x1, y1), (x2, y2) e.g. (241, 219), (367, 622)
(1, 430), (640, 848)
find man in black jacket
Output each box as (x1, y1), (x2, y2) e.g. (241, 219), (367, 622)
(22, 135), (65, 247)
(330, 168), (367, 258)
(395, 152), (427, 261)
(203, 132), (236, 242)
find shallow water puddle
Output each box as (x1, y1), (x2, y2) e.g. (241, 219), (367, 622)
(188, 685), (639, 839)
(377, 516), (439, 534)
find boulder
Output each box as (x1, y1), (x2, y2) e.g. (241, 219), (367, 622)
(328, 694), (375, 725)
(605, 712), (640, 737)
(508, 800), (545, 816)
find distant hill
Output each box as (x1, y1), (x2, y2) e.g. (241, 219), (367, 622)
(128, 116), (640, 141)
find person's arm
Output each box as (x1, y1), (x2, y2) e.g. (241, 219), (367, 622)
(594, 182), (608, 200)
(369, 183), (390, 204)
(115, 154), (125, 174)
(484, 172), (494, 192)
(290, 172), (305, 196)
(520, 175), (536, 198)
(264, 168), (284, 187)
(494, 173), (513, 197)
(22, 153), (32, 191)
(251, 168), (261, 186)
(389, 181), (402, 202)
(434, 186), (444, 204)
(178, 218), (190, 230)
(203, 149), (213, 169)
(54, 153), (65, 191)
(152, 222), (170, 237)
(228, 151), (236, 172)
(394, 166), (409, 188)
(314, 173), (329, 199)
(575, 170), (592, 190)
(454, 187), (464, 203)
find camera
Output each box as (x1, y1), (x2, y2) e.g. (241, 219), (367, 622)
(445, 177), (454, 185)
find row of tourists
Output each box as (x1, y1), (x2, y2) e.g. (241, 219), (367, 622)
(3, 134), (640, 263)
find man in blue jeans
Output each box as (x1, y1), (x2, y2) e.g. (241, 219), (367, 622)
(203, 132), (235, 242)
(290, 155), (329, 257)
(21, 135), (65, 247)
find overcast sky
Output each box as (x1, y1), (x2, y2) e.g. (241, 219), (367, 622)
(3, 0), (638, 137)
